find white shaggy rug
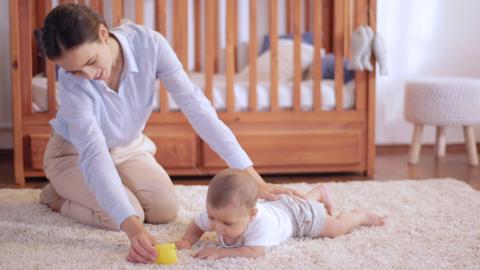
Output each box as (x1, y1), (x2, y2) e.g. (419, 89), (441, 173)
(1, 178), (479, 270)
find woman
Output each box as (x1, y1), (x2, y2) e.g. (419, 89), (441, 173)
(40, 3), (303, 264)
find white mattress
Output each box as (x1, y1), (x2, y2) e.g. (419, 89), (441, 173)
(31, 72), (355, 112)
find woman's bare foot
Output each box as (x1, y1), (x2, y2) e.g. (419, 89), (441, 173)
(48, 198), (65, 213)
(306, 184), (334, 215)
(354, 209), (385, 226)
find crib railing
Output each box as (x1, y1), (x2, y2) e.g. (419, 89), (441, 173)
(11, 0), (375, 119)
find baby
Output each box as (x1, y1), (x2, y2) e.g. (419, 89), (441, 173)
(175, 169), (384, 259)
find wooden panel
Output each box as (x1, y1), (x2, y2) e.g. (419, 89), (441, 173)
(203, 128), (362, 167)
(333, 0), (344, 110)
(29, 134), (50, 170)
(269, 0), (279, 111)
(145, 127), (199, 169)
(225, 0), (235, 112)
(248, 0), (258, 111)
(312, 0), (323, 111)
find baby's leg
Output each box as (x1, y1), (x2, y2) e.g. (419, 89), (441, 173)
(306, 184), (333, 215)
(318, 209), (384, 238)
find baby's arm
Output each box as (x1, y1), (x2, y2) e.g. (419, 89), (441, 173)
(175, 221), (205, 249)
(195, 246), (265, 260)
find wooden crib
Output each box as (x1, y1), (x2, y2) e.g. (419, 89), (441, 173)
(10, 0), (377, 185)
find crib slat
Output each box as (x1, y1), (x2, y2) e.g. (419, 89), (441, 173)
(135, 0), (144, 24)
(354, 0), (366, 111)
(18, 0), (32, 115)
(233, 0), (239, 72)
(313, 0), (323, 112)
(367, 0), (377, 176)
(155, 0), (168, 113)
(112, 0), (123, 27)
(225, 0), (236, 112)
(155, 0), (167, 33)
(285, 0), (292, 33)
(44, 0), (57, 113)
(333, 0), (344, 111)
(90, 0), (104, 16)
(305, 0), (311, 32)
(293, 0), (301, 111)
(204, 0), (215, 101)
(174, 0), (188, 70)
(194, 0), (201, 71)
(248, 0), (258, 112)
(269, 0), (279, 112)
(213, 0), (220, 72)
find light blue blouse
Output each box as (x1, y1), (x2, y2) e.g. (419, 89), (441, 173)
(50, 23), (253, 226)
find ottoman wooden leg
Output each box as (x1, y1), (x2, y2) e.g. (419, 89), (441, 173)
(435, 126), (446, 157)
(409, 124), (424, 164)
(463, 126), (479, 166)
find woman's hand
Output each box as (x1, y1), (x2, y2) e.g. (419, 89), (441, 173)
(245, 167), (306, 201)
(121, 216), (158, 264)
(258, 182), (306, 201)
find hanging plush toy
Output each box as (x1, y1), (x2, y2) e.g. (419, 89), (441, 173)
(348, 25), (388, 76)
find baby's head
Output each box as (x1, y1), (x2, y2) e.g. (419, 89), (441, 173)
(206, 169), (258, 239)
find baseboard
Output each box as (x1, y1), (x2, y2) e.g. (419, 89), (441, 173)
(376, 143), (479, 154)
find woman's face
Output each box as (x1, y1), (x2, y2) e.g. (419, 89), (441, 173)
(55, 25), (113, 81)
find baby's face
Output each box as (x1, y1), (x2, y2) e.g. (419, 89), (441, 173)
(206, 202), (255, 240)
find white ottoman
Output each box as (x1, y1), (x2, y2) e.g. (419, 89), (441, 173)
(404, 77), (480, 165)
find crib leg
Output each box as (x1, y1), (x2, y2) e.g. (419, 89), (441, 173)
(463, 126), (479, 166)
(409, 124), (424, 164)
(435, 126), (446, 157)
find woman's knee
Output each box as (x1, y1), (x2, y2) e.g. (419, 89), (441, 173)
(138, 188), (178, 224)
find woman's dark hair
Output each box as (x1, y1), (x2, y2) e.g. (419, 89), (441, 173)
(42, 3), (107, 60)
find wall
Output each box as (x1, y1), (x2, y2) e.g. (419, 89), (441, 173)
(0, 0), (479, 149)
(376, 0), (480, 144)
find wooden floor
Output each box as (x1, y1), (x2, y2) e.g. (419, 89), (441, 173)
(1, 145), (479, 190)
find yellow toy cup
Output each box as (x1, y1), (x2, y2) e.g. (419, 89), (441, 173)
(155, 243), (178, 265)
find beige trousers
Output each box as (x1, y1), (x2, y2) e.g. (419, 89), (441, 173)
(40, 134), (178, 231)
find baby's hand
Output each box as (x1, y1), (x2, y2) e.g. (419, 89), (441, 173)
(175, 239), (192, 250)
(194, 247), (223, 260)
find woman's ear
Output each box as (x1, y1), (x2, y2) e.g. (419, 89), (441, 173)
(98, 24), (109, 43)
(249, 207), (258, 220)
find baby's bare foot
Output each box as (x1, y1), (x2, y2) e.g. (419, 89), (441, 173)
(48, 198), (65, 213)
(355, 209), (385, 226)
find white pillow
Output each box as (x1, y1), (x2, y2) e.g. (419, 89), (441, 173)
(237, 39), (316, 82)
